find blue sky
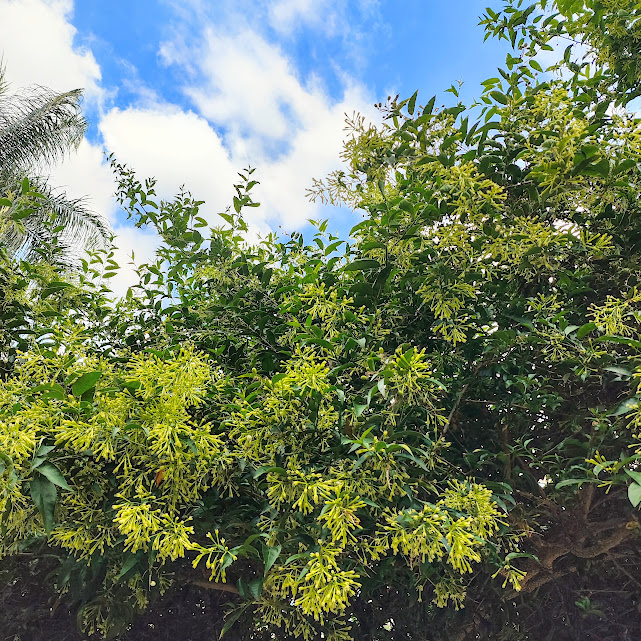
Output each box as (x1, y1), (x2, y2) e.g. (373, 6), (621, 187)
(70, 1), (507, 121)
(0, 0), (510, 289)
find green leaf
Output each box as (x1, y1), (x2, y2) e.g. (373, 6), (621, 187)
(505, 551), (539, 562)
(32, 447), (54, 477)
(555, 478), (589, 489)
(117, 553), (142, 581)
(237, 578), (250, 599)
(29, 383), (65, 401)
(14, 209), (35, 222)
(283, 552), (311, 566)
(523, 244), (542, 257)
(252, 466), (287, 479)
(583, 158), (610, 178)
(303, 337), (334, 350)
(423, 96), (436, 115)
(30, 475), (57, 534)
(0, 453), (11, 476)
(604, 366), (633, 378)
(597, 335), (641, 349)
(34, 444), (55, 458)
(41, 281), (73, 298)
(360, 241), (386, 251)
(504, 315), (534, 331)
(262, 544), (282, 575)
(220, 603), (251, 638)
(72, 371), (102, 397)
(35, 463), (71, 491)
(248, 578), (263, 599)
(628, 482), (641, 508)
(407, 90), (418, 116)
(344, 259), (380, 271)
(613, 159), (636, 176)
(490, 90), (508, 104)
(608, 397), (640, 417)
(441, 134), (459, 151)
(577, 322), (597, 339)
(625, 469), (641, 485)
(354, 403), (368, 417)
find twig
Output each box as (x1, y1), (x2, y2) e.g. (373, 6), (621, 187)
(607, 555), (641, 590)
(442, 362), (490, 436)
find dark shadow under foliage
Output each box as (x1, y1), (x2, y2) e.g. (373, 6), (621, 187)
(2, 538), (641, 641)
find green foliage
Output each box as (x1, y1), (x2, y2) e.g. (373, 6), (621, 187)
(482, 0), (641, 105)
(3, 3), (641, 640)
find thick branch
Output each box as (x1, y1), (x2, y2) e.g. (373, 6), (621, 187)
(579, 483), (595, 519)
(504, 522), (636, 599)
(442, 381), (471, 437)
(586, 517), (630, 535)
(505, 567), (577, 600)
(570, 526), (632, 559)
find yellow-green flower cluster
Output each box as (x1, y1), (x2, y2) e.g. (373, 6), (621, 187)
(375, 481), (501, 574)
(293, 546), (360, 622)
(589, 288), (641, 337)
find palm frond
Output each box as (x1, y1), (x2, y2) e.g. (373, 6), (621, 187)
(0, 61), (9, 99)
(0, 86), (87, 172)
(0, 62), (109, 263)
(0, 175), (110, 264)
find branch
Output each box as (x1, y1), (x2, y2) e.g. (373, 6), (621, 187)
(191, 580), (240, 595)
(587, 517), (629, 535)
(578, 483), (595, 519)
(504, 566), (578, 600)
(570, 526), (633, 559)
(506, 522), (636, 598)
(442, 381), (470, 437)
(442, 358), (504, 437)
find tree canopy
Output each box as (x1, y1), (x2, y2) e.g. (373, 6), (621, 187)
(2, 2), (641, 640)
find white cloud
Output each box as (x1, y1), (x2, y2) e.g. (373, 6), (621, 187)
(0, 0), (158, 297)
(49, 139), (116, 222)
(163, 26), (378, 229)
(268, 0), (337, 35)
(108, 224), (161, 295)
(183, 29), (315, 143)
(256, 83), (376, 229)
(99, 105), (241, 224)
(0, 0), (101, 101)
(0, 0), (113, 221)
(267, 0), (380, 39)
(1, 0), (381, 236)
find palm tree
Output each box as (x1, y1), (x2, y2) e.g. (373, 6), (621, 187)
(0, 63), (109, 262)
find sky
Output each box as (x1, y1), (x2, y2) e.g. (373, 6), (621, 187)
(0, 0), (510, 291)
